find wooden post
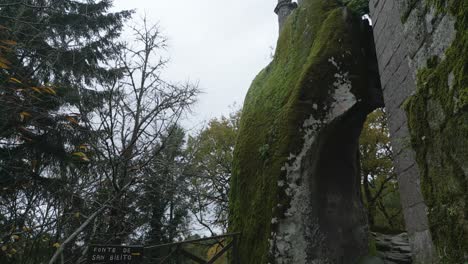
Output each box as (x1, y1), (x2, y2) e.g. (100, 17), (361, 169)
(232, 234), (239, 264)
(176, 245), (182, 264)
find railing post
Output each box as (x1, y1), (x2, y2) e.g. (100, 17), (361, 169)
(232, 234), (239, 264)
(176, 245), (182, 264)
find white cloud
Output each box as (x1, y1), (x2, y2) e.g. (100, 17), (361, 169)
(113, 0), (279, 129)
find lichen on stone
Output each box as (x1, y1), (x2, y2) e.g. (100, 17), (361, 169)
(229, 0), (375, 262)
(404, 0), (468, 262)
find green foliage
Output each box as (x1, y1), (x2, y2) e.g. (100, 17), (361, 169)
(186, 109), (240, 232)
(0, 29), (65, 186)
(340, 0), (370, 16)
(139, 125), (191, 245)
(0, 0), (132, 86)
(359, 109), (405, 232)
(0, 0), (132, 188)
(258, 144), (270, 160)
(0, 1), (132, 262)
(368, 235), (377, 256)
(404, 0), (468, 262)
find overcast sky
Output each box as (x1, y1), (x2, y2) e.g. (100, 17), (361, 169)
(113, 0), (279, 130)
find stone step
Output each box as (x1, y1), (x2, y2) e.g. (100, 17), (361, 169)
(373, 232), (413, 264)
(384, 252), (412, 263)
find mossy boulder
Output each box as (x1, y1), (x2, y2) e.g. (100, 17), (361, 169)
(404, 0), (468, 262)
(229, 0), (382, 263)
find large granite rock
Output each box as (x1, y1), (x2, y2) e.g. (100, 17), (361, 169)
(229, 0), (383, 263)
(404, 1), (468, 262)
(370, 0), (467, 262)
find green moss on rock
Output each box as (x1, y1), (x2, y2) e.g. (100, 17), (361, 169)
(229, 0), (372, 262)
(340, 0), (370, 16)
(404, 0), (468, 262)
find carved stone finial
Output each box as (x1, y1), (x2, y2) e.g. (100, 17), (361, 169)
(275, 0), (298, 33)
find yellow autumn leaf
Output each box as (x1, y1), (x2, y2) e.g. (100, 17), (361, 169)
(43, 87), (56, 95)
(9, 77), (21, 84)
(78, 144), (88, 150)
(72, 152), (90, 161)
(0, 57), (11, 64)
(74, 212), (80, 218)
(52, 242), (60, 248)
(0, 57), (10, 69)
(207, 241), (227, 264)
(0, 45), (12, 51)
(0, 61), (10, 69)
(66, 116), (79, 125)
(1, 40), (17, 46)
(72, 152), (86, 157)
(19, 111), (31, 121)
(9, 248), (16, 254)
(11, 235), (19, 241)
(31, 87), (42, 93)
(1, 246), (7, 251)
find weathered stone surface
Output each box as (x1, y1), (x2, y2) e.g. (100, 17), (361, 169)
(401, 203), (430, 233)
(230, 0), (383, 263)
(359, 256), (385, 264)
(405, 5), (456, 74)
(373, 232), (412, 264)
(371, 0), (467, 262)
(408, 230), (436, 264)
(370, 0), (437, 262)
(426, 99), (445, 130)
(275, 0), (298, 33)
(396, 166), (425, 209)
(401, 0), (467, 262)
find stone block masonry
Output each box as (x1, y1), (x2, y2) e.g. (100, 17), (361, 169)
(370, 0), (435, 263)
(370, 0), (460, 263)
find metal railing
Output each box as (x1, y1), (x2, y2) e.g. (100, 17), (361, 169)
(143, 233), (240, 264)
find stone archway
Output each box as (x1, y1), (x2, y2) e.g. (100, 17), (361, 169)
(230, 0), (467, 263)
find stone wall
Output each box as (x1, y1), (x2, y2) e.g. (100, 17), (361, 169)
(401, 0), (467, 261)
(369, 0), (436, 262)
(369, 0), (465, 263)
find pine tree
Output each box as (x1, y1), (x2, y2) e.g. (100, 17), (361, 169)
(0, 0), (132, 188)
(0, 2), (132, 262)
(0, 0), (132, 85)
